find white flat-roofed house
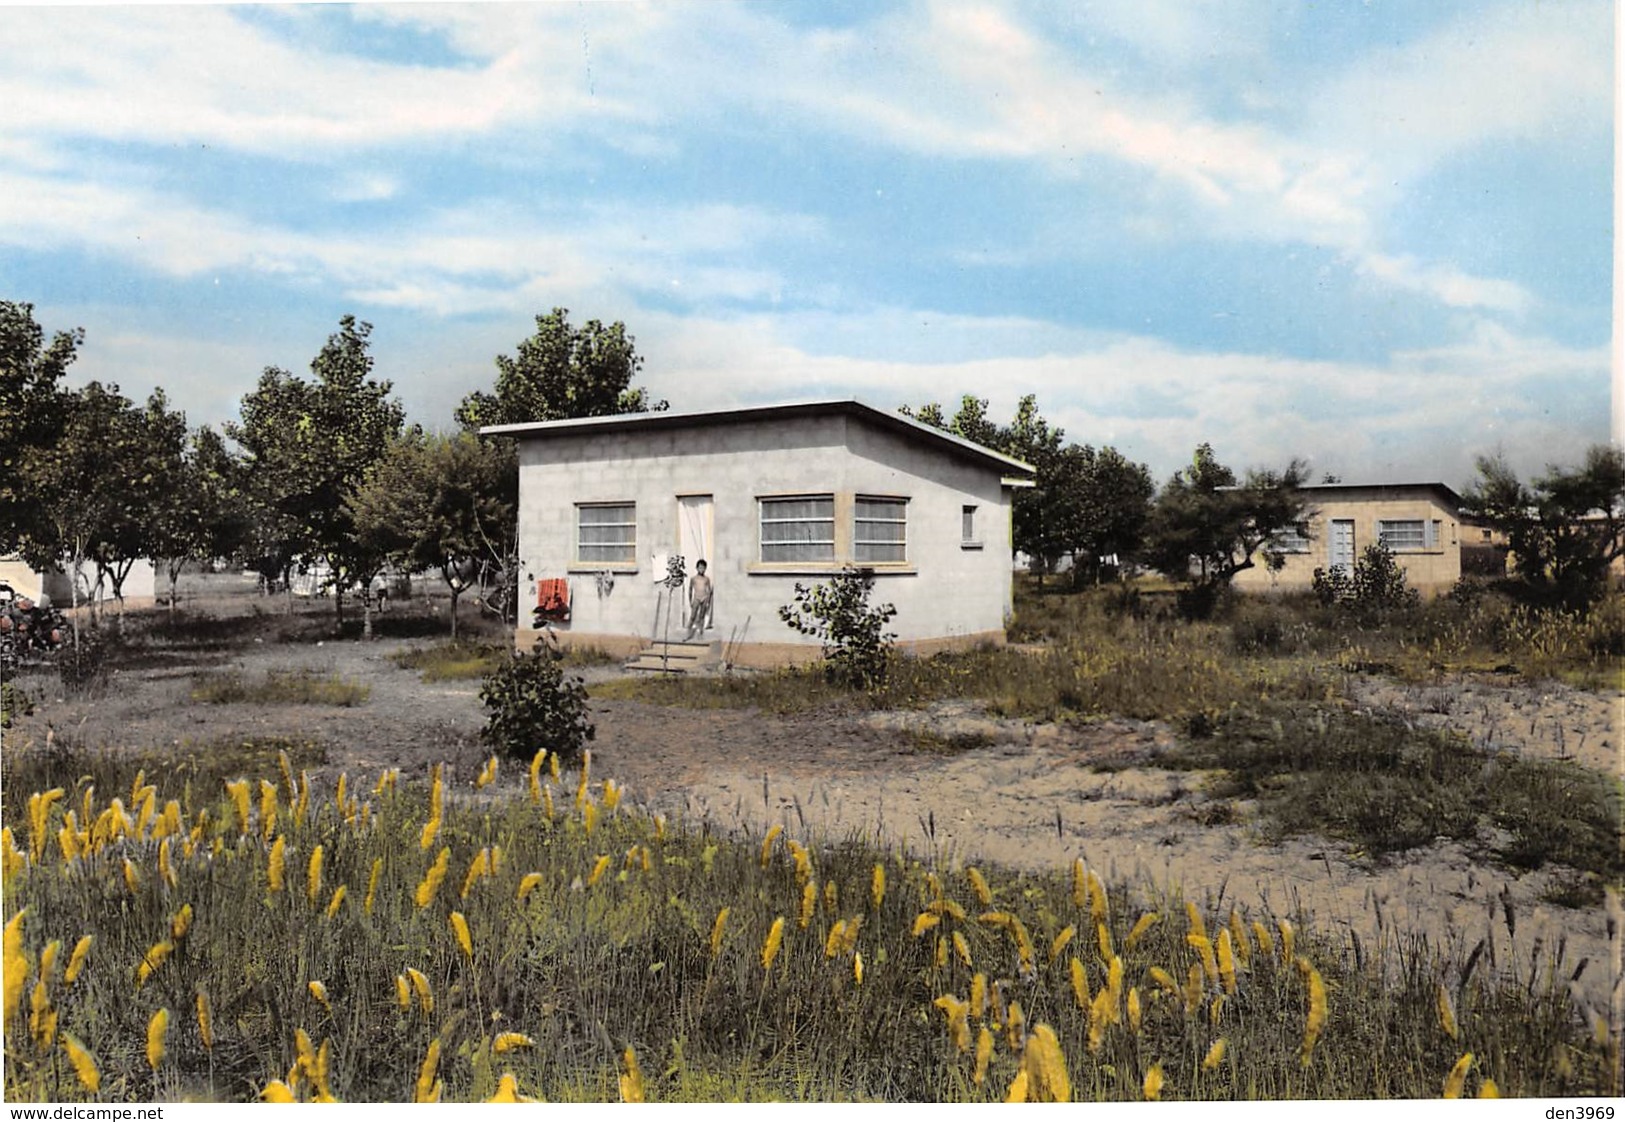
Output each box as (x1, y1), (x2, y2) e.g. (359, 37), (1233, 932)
(484, 400), (1036, 667)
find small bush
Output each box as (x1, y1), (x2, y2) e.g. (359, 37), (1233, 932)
(1312, 543), (1421, 619)
(779, 567), (898, 689)
(55, 627), (110, 696)
(479, 636), (595, 764)
(0, 680), (32, 727)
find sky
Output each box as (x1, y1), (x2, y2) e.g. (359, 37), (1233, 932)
(0, 0), (1612, 488)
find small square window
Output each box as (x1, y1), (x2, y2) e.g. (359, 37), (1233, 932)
(577, 503), (636, 565)
(962, 505), (978, 543)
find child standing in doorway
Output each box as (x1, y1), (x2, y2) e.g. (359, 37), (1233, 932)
(684, 559), (713, 640)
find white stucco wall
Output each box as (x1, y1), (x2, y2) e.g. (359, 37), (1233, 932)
(513, 412), (1017, 659)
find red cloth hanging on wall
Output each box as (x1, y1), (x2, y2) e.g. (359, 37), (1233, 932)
(534, 578), (570, 623)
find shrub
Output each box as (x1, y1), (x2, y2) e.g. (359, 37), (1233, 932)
(1312, 543), (1420, 619)
(479, 635), (595, 764)
(0, 680), (32, 728)
(778, 567), (898, 689)
(55, 627), (109, 696)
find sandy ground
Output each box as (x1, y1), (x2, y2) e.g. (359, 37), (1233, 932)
(4, 618), (1621, 1019)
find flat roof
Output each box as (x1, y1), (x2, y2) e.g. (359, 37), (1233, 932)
(482, 399), (1037, 479)
(1293, 481), (1463, 508)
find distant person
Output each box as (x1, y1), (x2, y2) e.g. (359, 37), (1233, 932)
(684, 559), (713, 641)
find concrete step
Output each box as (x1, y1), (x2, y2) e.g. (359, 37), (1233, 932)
(623, 638), (720, 673)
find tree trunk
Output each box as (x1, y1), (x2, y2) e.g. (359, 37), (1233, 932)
(449, 586), (461, 641)
(362, 592), (373, 640)
(168, 563), (181, 621)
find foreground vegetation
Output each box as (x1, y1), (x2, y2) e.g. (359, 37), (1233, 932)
(2, 742), (1615, 1102)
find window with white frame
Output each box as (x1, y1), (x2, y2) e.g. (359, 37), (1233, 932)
(760, 495), (835, 562)
(1377, 519), (1437, 551)
(854, 497), (908, 563)
(1268, 521), (1312, 554)
(576, 502), (636, 565)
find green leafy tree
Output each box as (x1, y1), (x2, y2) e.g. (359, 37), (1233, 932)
(479, 636), (595, 764)
(778, 567), (898, 689)
(228, 316), (405, 626)
(455, 308), (665, 430)
(349, 430), (517, 639)
(1, 301), (82, 555)
(1463, 446), (1625, 607)
(1145, 443), (1310, 618)
(150, 426), (251, 618)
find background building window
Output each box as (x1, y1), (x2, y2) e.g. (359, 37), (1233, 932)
(760, 496), (835, 562)
(962, 504), (978, 544)
(576, 503), (636, 564)
(1377, 519), (1436, 551)
(1268, 522), (1312, 554)
(854, 497), (908, 563)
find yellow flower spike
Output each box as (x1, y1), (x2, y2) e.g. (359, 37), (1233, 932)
(309, 980), (332, 1014)
(1185, 901), (1207, 940)
(586, 854), (610, 887)
(225, 780), (250, 836)
(64, 935), (93, 986)
(761, 917), (785, 972)
(261, 1079), (297, 1103)
(1005, 1069), (1029, 1103)
(2, 827), (26, 878)
(1127, 986), (1142, 1035)
(967, 972), (988, 1020)
(57, 824), (80, 863)
(853, 951), (863, 985)
(135, 790), (156, 840)
(415, 847), (450, 908)
(934, 935), (949, 970)
(294, 771), (311, 824)
(972, 1025), (994, 1086)
(870, 863), (885, 909)
(1216, 928), (1238, 994)
(548, 752), (561, 783)
(146, 1007), (170, 1070)
(421, 765), (444, 850)
(414, 1039), (441, 1103)
(1026, 1024), (1071, 1103)
(787, 839), (812, 884)
(1209, 994), (1226, 1026)
(259, 779), (278, 842)
(461, 849), (490, 899)
(1148, 966), (1179, 999)
(156, 837), (177, 887)
(136, 940), (174, 988)
(334, 772), (348, 814)
(29, 979), (55, 1048)
(363, 858), (383, 915)
(1086, 869), (1108, 925)
(1124, 911), (1160, 952)
(306, 844), (324, 904)
(1435, 982), (1459, 1041)
(1188, 933), (1219, 985)
(1298, 959), (1327, 1067)
(1143, 1063), (1164, 1101)
(1227, 909), (1251, 967)
(1478, 1078), (1500, 1099)
(840, 915), (862, 954)
(476, 755), (497, 789)
(822, 879), (837, 914)
(276, 751), (294, 799)
(952, 930), (973, 968)
(582, 800), (599, 837)
(967, 866), (993, 907)
(450, 911), (474, 959)
(38, 939), (61, 982)
(654, 814), (667, 842)
(488, 1073), (525, 1103)
(541, 783), (555, 821)
(1251, 919), (1274, 961)
(1184, 964), (1204, 1017)
(1070, 858), (1086, 909)
(603, 778), (622, 813)
(824, 920), (847, 959)
(122, 856), (140, 896)
(1443, 1052), (1473, 1099)
(799, 881), (817, 930)
(1203, 1038), (1227, 1071)
(406, 967), (433, 1014)
(196, 990), (214, 1050)
(1106, 956), (1124, 1009)
(394, 974), (411, 1010)
(705, 906), (732, 959)
(61, 1033), (101, 1093)
(492, 1032), (534, 1054)
(268, 835), (287, 893)
(1048, 925), (1075, 964)
(1094, 921), (1114, 963)
(171, 903), (193, 941)
(527, 751), (545, 805)
(1003, 1000), (1025, 1053)
(574, 749), (591, 809)
(1279, 918), (1296, 965)
(912, 912), (940, 938)
(619, 1045), (646, 1103)
(1066, 957), (1090, 1011)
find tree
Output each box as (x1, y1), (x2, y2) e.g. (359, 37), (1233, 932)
(1, 301), (82, 555)
(149, 426), (252, 618)
(349, 430), (516, 639)
(1463, 446), (1625, 607)
(228, 316), (405, 628)
(902, 394), (1154, 582)
(1144, 443), (1310, 617)
(455, 308), (665, 430)
(87, 389), (188, 627)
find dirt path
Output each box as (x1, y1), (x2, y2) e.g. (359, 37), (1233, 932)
(6, 636), (1620, 1015)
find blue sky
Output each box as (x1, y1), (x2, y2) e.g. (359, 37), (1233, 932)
(0, 0), (1611, 487)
